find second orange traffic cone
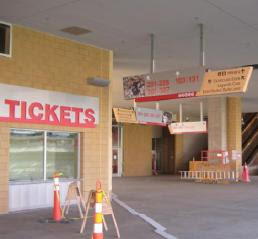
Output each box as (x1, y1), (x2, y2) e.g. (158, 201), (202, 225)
(92, 180), (104, 239)
(242, 163), (251, 183)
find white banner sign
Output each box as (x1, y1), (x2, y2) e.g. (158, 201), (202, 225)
(168, 121), (207, 134)
(135, 107), (172, 126)
(0, 83), (99, 128)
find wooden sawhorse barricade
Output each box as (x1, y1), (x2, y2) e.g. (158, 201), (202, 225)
(80, 190), (120, 238)
(62, 181), (86, 219)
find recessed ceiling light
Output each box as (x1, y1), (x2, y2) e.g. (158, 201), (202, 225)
(60, 26), (92, 36)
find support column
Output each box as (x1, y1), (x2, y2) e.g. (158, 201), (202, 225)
(227, 97), (242, 152)
(208, 97), (227, 151)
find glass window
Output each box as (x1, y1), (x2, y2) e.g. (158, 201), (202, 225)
(46, 132), (78, 179)
(9, 129), (79, 182)
(0, 23), (11, 56)
(9, 130), (44, 181)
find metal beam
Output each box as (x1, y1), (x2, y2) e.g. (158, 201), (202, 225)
(150, 33), (155, 74)
(199, 23), (205, 67)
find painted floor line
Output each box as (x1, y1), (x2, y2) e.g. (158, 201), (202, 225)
(112, 193), (178, 239)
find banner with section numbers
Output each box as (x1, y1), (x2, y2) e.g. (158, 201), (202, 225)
(123, 67), (205, 102)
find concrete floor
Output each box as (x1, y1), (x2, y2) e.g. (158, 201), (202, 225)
(0, 203), (161, 239)
(113, 176), (258, 239)
(1, 176), (258, 239)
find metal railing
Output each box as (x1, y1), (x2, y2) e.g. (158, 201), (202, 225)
(180, 170), (239, 182)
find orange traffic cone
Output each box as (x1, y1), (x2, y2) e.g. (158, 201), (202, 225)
(92, 181), (104, 239)
(242, 163), (251, 183)
(52, 173), (62, 221)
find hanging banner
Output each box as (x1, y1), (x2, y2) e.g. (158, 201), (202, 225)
(0, 83), (99, 128)
(196, 66), (253, 96)
(123, 67), (205, 102)
(113, 108), (137, 124)
(168, 121), (207, 134)
(113, 107), (173, 126)
(135, 107), (172, 126)
(123, 66), (253, 102)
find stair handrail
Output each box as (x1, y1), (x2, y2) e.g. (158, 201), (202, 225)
(242, 113), (258, 137)
(243, 130), (258, 154)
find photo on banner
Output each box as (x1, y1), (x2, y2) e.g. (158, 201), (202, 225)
(123, 75), (146, 99)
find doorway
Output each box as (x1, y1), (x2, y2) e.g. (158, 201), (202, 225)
(112, 124), (123, 177)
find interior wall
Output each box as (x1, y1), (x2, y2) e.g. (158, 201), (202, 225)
(152, 126), (162, 138)
(174, 134), (208, 173)
(183, 133), (208, 163)
(123, 124), (152, 176)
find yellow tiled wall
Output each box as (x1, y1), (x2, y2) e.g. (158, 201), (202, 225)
(123, 124), (152, 176)
(0, 25), (112, 213)
(174, 134), (184, 174)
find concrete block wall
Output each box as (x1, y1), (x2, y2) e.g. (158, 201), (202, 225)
(0, 25), (112, 213)
(208, 97), (227, 151)
(227, 97), (242, 152)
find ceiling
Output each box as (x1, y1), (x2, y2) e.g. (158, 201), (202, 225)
(0, 0), (258, 117)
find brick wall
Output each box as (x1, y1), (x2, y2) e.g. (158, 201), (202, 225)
(0, 25), (112, 213)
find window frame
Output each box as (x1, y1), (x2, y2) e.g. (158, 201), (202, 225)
(9, 128), (80, 183)
(0, 21), (12, 58)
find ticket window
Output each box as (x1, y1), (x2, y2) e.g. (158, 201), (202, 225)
(9, 130), (45, 182)
(112, 125), (122, 177)
(9, 129), (79, 182)
(9, 129), (79, 211)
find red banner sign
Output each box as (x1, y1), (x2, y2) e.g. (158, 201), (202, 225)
(123, 67), (205, 102)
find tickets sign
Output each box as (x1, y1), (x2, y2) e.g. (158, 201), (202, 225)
(168, 121), (207, 134)
(123, 67), (205, 102)
(197, 66), (253, 96)
(0, 83), (99, 128)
